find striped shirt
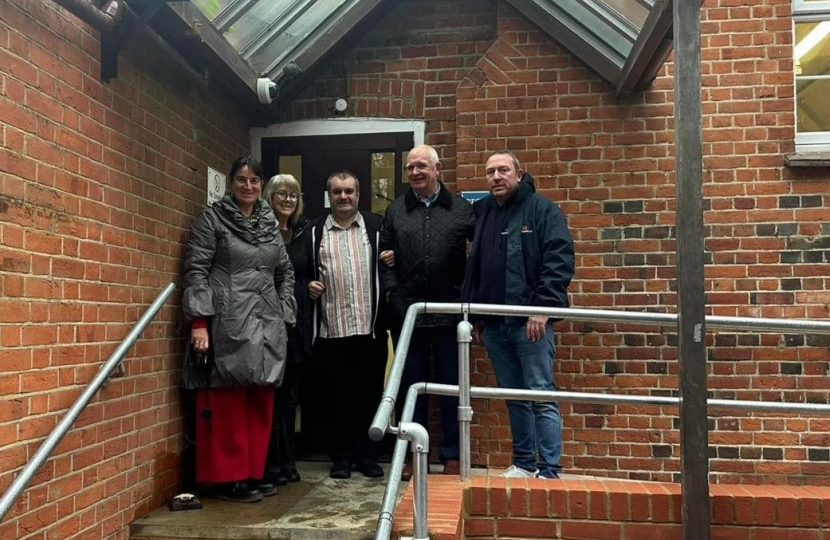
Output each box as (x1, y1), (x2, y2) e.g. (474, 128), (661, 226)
(318, 212), (374, 338)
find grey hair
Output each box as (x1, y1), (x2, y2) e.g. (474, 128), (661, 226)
(408, 144), (440, 165)
(264, 174), (304, 229)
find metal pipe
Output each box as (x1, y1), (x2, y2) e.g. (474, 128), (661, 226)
(448, 303), (830, 335)
(373, 380), (830, 540)
(53, 0), (123, 33)
(375, 383), (426, 540)
(0, 283), (176, 522)
(370, 303), (421, 441)
(399, 422), (429, 540)
(371, 302), (830, 443)
(456, 320), (473, 481)
(423, 383), (830, 416)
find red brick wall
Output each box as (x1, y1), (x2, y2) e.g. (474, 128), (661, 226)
(0, 0), (250, 538)
(456, 1), (830, 484)
(290, 0), (830, 485)
(284, 0), (497, 187)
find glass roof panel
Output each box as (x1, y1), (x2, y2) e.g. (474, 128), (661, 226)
(533, 0), (635, 66)
(187, 0), (673, 98)
(225, 1), (303, 53)
(249, 0), (352, 74)
(596, 0), (650, 30)
(191, 0), (238, 20)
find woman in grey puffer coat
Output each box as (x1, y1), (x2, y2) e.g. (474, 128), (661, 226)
(182, 157), (296, 503)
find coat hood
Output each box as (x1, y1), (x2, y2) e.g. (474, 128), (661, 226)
(214, 193), (279, 243)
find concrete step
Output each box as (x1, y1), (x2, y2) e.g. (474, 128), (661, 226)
(130, 462), (407, 540)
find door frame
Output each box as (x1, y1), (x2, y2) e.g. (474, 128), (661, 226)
(250, 118), (426, 162)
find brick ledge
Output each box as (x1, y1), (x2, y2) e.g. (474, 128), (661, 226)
(392, 475), (830, 540)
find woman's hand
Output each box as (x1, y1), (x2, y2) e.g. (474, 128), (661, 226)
(191, 326), (210, 352)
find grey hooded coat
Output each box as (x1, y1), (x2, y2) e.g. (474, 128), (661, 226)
(181, 194), (297, 390)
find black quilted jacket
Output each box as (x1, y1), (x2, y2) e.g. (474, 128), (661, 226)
(379, 183), (475, 328)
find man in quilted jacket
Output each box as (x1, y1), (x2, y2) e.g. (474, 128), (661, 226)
(379, 144), (475, 478)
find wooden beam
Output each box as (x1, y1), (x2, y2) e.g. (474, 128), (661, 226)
(673, 0), (709, 539)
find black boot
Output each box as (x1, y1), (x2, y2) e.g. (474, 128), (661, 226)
(216, 481), (263, 503)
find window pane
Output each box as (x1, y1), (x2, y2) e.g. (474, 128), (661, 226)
(279, 155), (302, 186)
(795, 21), (830, 133)
(371, 152), (395, 215)
(797, 80), (830, 133)
(401, 151), (409, 183)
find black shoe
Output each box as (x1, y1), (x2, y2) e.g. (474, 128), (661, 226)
(282, 468), (301, 483)
(252, 479), (278, 497)
(265, 470), (288, 486)
(355, 459), (384, 478)
(215, 481), (263, 503)
(330, 460), (351, 479)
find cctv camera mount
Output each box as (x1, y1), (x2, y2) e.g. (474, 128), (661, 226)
(256, 77), (279, 105)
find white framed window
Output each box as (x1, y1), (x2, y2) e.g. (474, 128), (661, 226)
(793, 0), (830, 151)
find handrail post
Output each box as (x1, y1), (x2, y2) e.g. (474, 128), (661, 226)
(370, 303), (423, 442)
(0, 283), (176, 522)
(399, 422), (429, 540)
(457, 316), (473, 481)
(374, 383), (426, 540)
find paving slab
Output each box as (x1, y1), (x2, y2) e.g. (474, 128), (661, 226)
(131, 462), (406, 540)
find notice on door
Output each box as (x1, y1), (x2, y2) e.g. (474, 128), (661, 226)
(207, 167), (226, 206)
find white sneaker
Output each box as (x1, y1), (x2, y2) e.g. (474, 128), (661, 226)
(501, 465), (539, 478)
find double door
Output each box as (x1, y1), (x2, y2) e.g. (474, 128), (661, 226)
(261, 132), (413, 220)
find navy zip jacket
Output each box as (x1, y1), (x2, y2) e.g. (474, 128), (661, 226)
(462, 173), (575, 324)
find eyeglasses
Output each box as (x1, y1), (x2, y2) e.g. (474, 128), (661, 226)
(274, 190), (300, 201)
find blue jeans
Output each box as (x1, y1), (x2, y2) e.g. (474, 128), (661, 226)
(483, 321), (562, 478)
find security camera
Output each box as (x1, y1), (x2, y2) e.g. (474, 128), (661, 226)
(256, 77), (279, 105)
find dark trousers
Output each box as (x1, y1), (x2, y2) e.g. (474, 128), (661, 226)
(265, 362), (300, 473)
(195, 386), (274, 483)
(393, 325), (460, 462)
(315, 334), (387, 463)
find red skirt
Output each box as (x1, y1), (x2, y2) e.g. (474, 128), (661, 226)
(195, 386), (274, 483)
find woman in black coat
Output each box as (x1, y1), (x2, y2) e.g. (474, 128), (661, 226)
(263, 174), (312, 484)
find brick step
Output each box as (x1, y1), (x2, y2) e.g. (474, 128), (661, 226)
(393, 475), (830, 540)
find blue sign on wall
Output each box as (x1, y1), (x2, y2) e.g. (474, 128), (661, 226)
(461, 191), (489, 203)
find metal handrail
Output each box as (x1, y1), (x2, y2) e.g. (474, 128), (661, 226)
(0, 283), (177, 522)
(371, 302), (830, 443)
(374, 381), (830, 540)
(371, 302), (830, 540)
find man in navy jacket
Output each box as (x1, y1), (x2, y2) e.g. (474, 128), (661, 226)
(463, 151), (574, 479)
